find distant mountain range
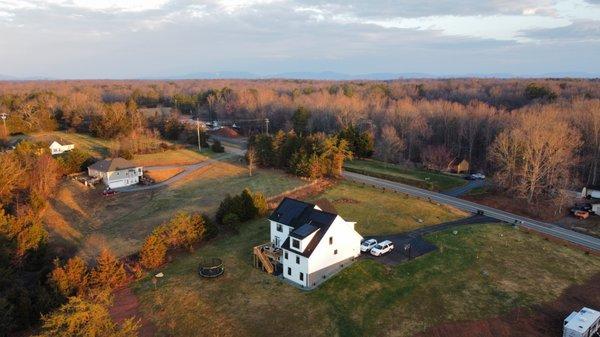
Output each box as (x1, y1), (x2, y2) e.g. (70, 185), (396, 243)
(1, 71), (598, 81)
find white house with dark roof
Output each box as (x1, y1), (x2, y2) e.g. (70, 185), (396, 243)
(87, 157), (143, 189)
(259, 197), (363, 288)
(49, 140), (74, 155)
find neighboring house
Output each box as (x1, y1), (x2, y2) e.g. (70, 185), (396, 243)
(87, 157), (143, 189)
(447, 158), (470, 174)
(254, 197), (363, 288)
(49, 140), (74, 155)
(563, 307), (599, 337)
(581, 186), (600, 199)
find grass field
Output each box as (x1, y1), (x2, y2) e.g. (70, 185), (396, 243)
(44, 157), (306, 259)
(134, 220), (600, 337)
(144, 168), (184, 182)
(345, 159), (466, 191)
(313, 181), (467, 235)
(27, 131), (116, 157)
(131, 149), (210, 167)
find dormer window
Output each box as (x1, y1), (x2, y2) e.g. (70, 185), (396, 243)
(292, 239), (300, 249)
(277, 224), (283, 232)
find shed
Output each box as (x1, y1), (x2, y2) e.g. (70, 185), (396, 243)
(448, 158), (470, 174)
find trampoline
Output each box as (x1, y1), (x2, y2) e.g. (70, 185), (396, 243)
(198, 258), (224, 278)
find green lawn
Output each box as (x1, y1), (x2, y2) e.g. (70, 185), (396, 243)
(345, 159), (467, 191)
(313, 181), (467, 235)
(45, 157), (306, 259)
(134, 220), (600, 337)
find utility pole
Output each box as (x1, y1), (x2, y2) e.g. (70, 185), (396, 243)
(196, 118), (202, 151)
(265, 118), (269, 135)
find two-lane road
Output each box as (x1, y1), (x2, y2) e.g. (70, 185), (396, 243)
(344, 171), (600, 252)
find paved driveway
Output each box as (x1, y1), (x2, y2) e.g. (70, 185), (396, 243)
(360, 215), (496, 266)
(443, 179), (485, 197)
(116, 153), (235, 193)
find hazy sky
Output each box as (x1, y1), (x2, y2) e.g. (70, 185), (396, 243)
(0, 0), (599, 78)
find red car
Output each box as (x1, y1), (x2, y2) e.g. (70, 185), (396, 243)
(101, 189), (118, 197)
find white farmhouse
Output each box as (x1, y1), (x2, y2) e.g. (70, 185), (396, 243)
(564, 307), (600, 337)
(254, 197), (363, 288)
(87, 157), (143, 189)
(49, 140), (74, 155)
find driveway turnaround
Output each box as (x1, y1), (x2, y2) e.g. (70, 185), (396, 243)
(344, 171), (600, 252)
(361, 215), (496, 266)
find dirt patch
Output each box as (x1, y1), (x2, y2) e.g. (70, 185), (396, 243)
(412, 273), (600, 337)
(145, 168), (184, 183)
(110, 287), (157, 337)
(332, 198), (360, 204)
(209, 126), (240, 138)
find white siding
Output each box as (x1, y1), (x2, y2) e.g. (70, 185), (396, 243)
(270, 220), (291, 248)
(281, 250), (309, 287)
(307, 216), (362, 274)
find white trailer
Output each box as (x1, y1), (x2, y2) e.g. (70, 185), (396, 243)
(563, 307), (600, 337)
(581, 187), (600, 199)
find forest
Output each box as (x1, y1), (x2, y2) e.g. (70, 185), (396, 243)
(0, 78), (599, 335)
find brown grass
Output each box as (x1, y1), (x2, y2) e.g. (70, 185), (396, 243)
(145, 168), (184, 183)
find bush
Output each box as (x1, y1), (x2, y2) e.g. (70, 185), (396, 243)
(140, 234), (167, 269)
(222, 213), (240, 230)
(56, 149), (94, 174)
(216, 188), (267, 228)
(211, 140), (225, 153)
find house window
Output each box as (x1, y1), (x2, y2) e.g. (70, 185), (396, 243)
(296, 256), (300, 264)
(287, 267), (291, 275)
(329, 237), (333, 245)
(292, 239), (300, 249)
(284, 252), (288, 259)
(334, 249), (338, 255)
(276, 224), (283, 232)
(299, 272), (304, 281)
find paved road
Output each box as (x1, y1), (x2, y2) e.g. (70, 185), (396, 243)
(442, 179), (485, 197)
(344, 171), (600, 252)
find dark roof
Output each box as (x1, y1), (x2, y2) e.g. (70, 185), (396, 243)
(268, 197), (314, 227)
(88, 157), (138, 172)
(289, 223), (319, 239)
(271, 197), (339, 258)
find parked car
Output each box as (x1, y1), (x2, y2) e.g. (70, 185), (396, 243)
(360, 239), (378, 253)
(466, 173), (486, 180)
(574, 210), (590, 219)
(370, 240), (394, 256)
(102, 188), (118, 197)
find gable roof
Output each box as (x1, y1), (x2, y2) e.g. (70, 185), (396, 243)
(49, 140), (74, 147)
(271, 197), (339, 258)
(88, 157), (138, 172)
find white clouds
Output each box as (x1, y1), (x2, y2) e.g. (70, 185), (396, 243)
(0, 0), (598, 78)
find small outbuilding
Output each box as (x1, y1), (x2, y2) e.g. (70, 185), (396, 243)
(563, 307), (600, 337)
(447, 158), (470, 174)
(49, 140), (74, 155)
(87, 157), (143, 189)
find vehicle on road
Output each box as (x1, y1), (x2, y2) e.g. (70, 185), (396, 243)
(360, 239), (378, 253)
(101, 188), (118, 197)
(370, 240), (394, 256)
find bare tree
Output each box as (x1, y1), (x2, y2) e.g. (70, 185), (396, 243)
(491, 110), (580, 202)
(246, 146), (257, 176)
(376, 125), (405, 163)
